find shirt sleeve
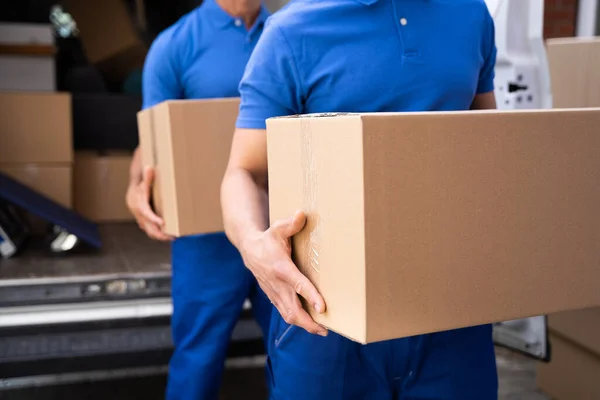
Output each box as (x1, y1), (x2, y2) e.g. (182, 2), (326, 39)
(476, 7), (497, 94)
(236, 21), (304, 130)
(142, 31), (183, 110)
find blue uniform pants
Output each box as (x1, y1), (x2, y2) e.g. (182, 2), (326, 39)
(267, 312), (498, 400)
(166, 233), (272, 400)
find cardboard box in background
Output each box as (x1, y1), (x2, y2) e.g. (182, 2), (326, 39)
(267, 109), (600, 344)
(73, 152), (134, 222)
(547, 37), (600, 108)
(0, 23), (56, 92)
(62, 0), (147, 84)
(0, 92), (72, 163)
(537, 333), (600, 400)
(548, 307), (600, 360)
(72, 94), (141, 151)
(0, 164), (72, 208)
(137, 98), (239, 237)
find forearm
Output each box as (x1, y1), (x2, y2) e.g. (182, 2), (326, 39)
(129, 147), (143, 186)
(221, 167), (269, 252)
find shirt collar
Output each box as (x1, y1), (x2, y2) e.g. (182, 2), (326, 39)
(203, 0), (270, 29)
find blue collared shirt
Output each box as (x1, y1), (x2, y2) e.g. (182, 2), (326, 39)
(142, 0), (270, 109)
(237, 0), (497, 129)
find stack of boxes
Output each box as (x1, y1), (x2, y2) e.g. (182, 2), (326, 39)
(0, 2), (142, 231)
(0, 21), (73, 211)
(535, 37), (600, 400)
(0, 92), (73, 209)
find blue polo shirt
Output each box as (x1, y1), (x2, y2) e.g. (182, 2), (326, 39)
(142, 0), (270, 109)
(237, 0), (496, 129)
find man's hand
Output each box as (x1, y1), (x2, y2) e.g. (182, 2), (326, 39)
(241, 210), (328, 336)
(126, 166), (173, 241)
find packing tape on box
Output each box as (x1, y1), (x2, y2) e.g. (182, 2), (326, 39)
(301, 118), (321, 274)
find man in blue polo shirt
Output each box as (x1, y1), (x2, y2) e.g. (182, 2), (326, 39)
(125, 1), (271, 399)
(222, 0), (499, 398)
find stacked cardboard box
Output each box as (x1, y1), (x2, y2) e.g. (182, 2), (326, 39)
(73, 152), (133, 222)
(535, 37), (600, 400)
(537, 309), (600, 399)
(0, 92), (73, 208)
(62, 0), (147, 85)
(546, 37), (600, 108)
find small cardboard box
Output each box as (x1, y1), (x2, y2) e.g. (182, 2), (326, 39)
(62, 0), (147, 83)
(73, 152), (133, 222)
(267, 108), (600, 343)
(547, 37), (600, 108)
(549, 307), (600, 356)
(537, 333), (600, 400)
(137, 98), (239, 237)
(0, 92), (72, 163)
(0, 164), (72, 208)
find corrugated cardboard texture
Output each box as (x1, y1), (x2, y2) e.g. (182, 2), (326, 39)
(547, 38), (600, 108)
(137, 98), (239, 237)
(537, 333), (600, 400)
(267, 108), (600, 343)
(73, 152), (134, 222)
(0, 164), (72, 208)
(0, 92), (72, 163)
(549, 307), (600, 356)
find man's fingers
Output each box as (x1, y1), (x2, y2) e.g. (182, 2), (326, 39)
(273, 210), (306, 239)
(280, 295), (327, 337)
(138, 200), (164, 226)
(144, 222), (173, 241)
(284, 267), (326, 314)
(141, 166), (155, 191)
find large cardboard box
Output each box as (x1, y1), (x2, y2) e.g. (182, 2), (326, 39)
(0, 164), (72, 208)
(267, 108), (600, 343)
(73, 152), (134, 222)
(0, 92), (72, 163)
(549, 307), (600, 356)
(547, 37), (600, 108)
(537, 333), (600, 400)
(137, 98), (239, 236)
(62, 0), (147, 83)
(0, 23), (56, 91)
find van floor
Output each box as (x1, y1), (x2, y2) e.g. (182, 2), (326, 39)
(0, 224), (171, 307)
(0, 224), (171, 281)
(0, 348), (549, 399)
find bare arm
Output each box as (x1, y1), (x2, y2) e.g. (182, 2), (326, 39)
(221, 128), (327, 336)
(471, 91), (497, 110)
(221, 128), (270, 248)
(129, 147), (143, 185)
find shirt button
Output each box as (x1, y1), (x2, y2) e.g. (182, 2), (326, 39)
(400, 18), (408, 26)
(234, 19), (242, 27)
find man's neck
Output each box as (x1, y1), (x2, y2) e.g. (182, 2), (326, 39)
(216, 0), (262, 29)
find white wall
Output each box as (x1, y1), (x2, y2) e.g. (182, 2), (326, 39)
(576, 0), (599, 37)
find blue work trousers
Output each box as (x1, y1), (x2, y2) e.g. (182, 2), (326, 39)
(267, 311), (498, 400)
(166, 233), (272, 400)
